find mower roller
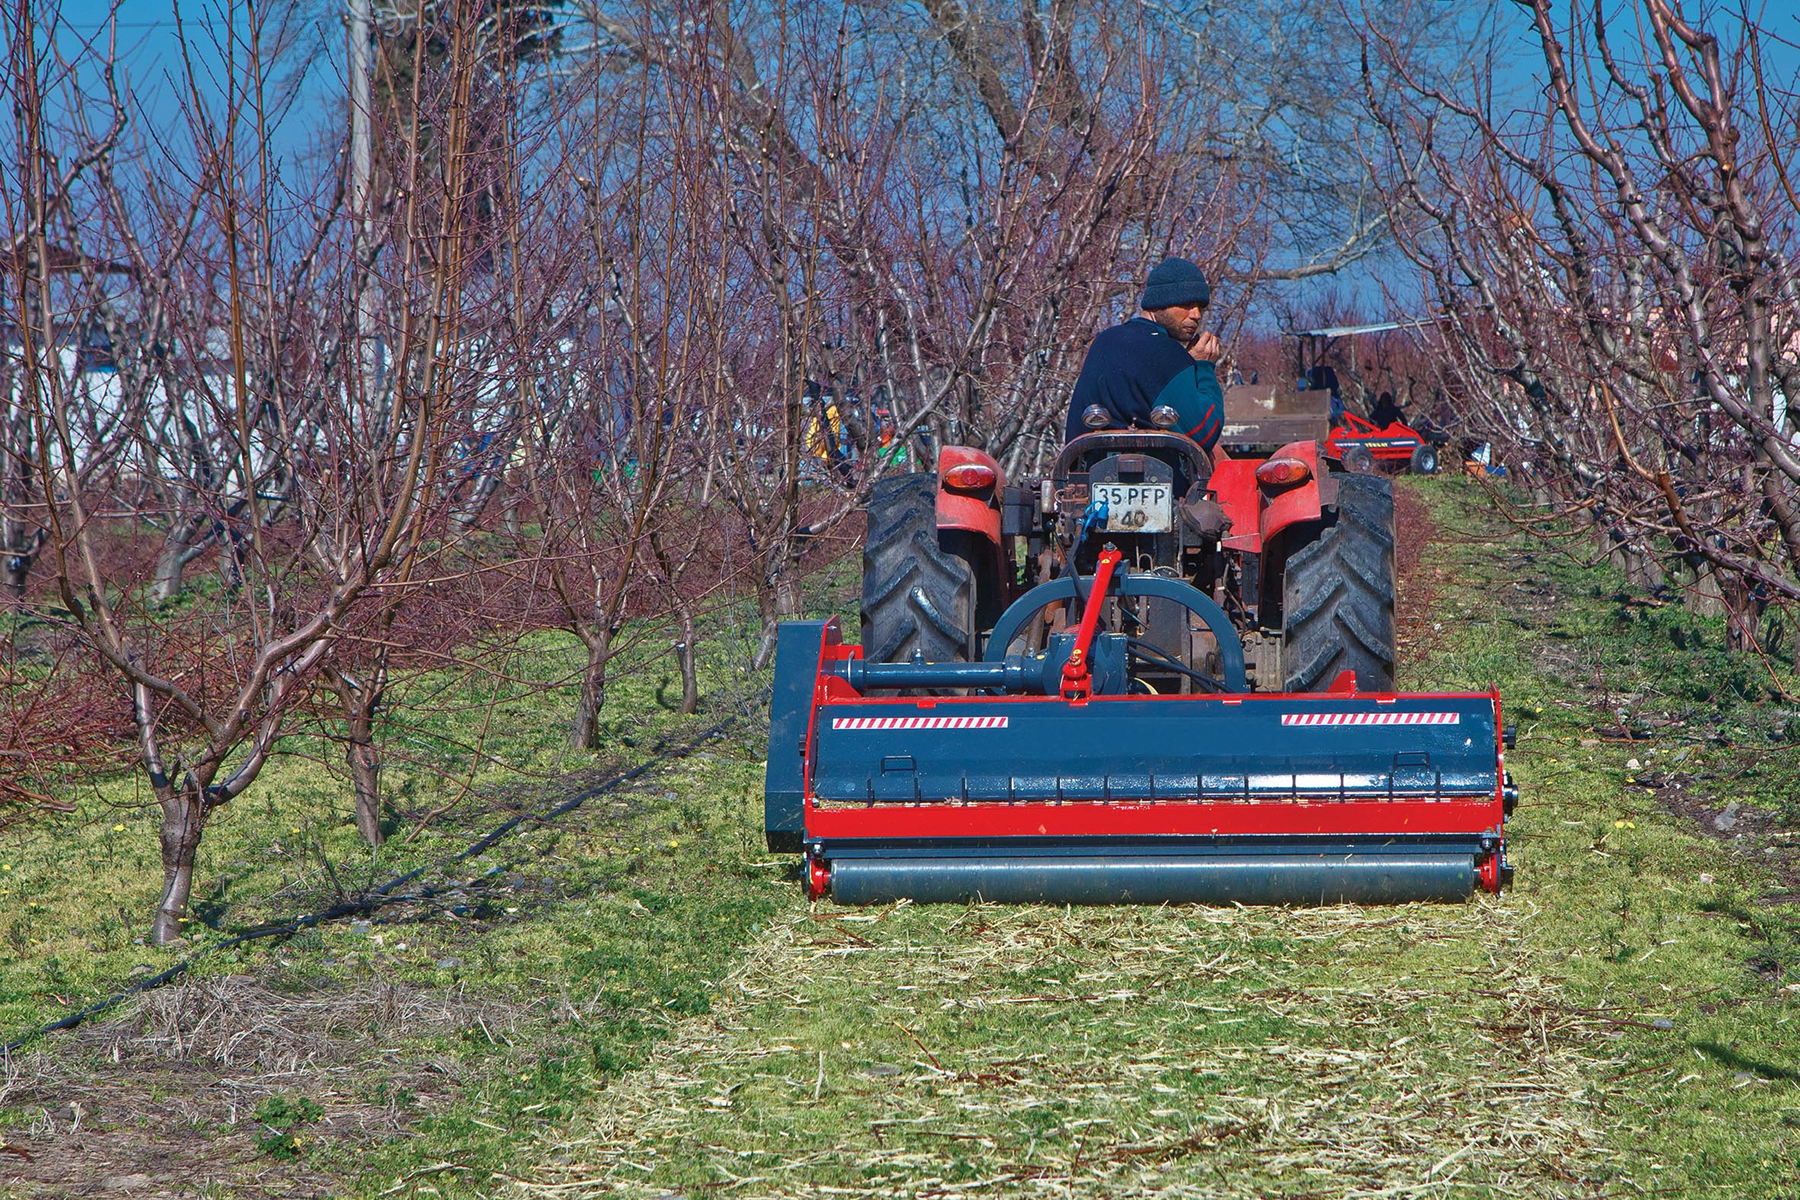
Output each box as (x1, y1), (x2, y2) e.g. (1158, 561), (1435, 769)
(764, 424), (1513, 907)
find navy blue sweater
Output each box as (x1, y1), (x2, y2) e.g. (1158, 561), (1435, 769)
(1065, 317), (1224, 448)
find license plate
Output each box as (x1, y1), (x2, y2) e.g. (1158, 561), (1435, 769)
(1092, 482), (1172, 533)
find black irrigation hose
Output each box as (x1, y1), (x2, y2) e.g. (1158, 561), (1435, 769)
(2, 701), (761, 1056)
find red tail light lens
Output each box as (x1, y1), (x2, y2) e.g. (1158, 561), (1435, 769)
(1254, 457), (1312, 487)
(942, 463), (998, 491)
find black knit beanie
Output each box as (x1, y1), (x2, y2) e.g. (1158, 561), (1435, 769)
(1140, 256), (1211, 310)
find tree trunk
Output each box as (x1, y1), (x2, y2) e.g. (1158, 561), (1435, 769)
(502, 487), (522, 538)
(150, 790), (207, 945)
(752, 610), (780, 671)
(751, 569), (803, 671)
(676, 605), (698, 715)
(325, 666), (386, 846)
(570, 628), (613, 750)
(347, 712), (384, 847)
(1687, 565), (1727, 619)
(1720, 577), (1764, 655)
(150, 530), (192, 605)
(1623, 546), (1665, 590)
(2, 526), (42, 601)
(647, 530), (698, 713)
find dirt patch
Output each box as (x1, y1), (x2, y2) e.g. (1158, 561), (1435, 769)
(1392, 482), (1443, 665)
(0, 973), (532, 1198)
(1641, 780), (1800, 899)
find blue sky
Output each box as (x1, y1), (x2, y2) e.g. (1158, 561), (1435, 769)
(47, 0), (343, 160)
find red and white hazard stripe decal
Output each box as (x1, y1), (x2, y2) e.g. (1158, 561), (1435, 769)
(1281, 712), (1459, 726)
(830, 715), (1009, 730)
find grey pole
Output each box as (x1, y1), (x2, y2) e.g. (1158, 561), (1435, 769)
(348, 0), (381, 393)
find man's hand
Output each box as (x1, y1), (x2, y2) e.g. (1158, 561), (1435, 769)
(1187, 331), (1221, 362)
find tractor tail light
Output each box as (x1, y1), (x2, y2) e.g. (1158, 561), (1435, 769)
(1254, 457), (1312, 487)
(943, 463), (998, 492)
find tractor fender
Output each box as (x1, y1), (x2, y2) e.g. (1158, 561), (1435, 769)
(1211, 458), (1263, 552)
(934, 445), (1006, 549)
(1212, 440), (1326, 554)
(1258, 439), (1327, 548)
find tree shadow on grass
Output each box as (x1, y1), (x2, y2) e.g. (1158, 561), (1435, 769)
(1692, 1039), (1800, 1083)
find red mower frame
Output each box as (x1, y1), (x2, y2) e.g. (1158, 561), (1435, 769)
(1324, 412), (1434, 471)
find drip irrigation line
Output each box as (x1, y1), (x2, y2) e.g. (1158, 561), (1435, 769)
(3, 699), (763, 1056)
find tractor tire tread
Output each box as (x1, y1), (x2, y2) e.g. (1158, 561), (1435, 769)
(862, 474), (976, 664)
(1281, 472), (1397, 692)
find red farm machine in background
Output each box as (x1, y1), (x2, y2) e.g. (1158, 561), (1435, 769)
(764, 384), (1513, 908)
(1325, 411), (1441, 475)
(1288, 320), (1451, 475)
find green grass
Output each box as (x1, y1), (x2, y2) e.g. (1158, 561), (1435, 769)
(0, 627), (735, 1019)
(1401, 480), (1800, 1191)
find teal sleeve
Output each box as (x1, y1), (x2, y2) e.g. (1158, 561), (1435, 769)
(1152, 361), (1224, 449)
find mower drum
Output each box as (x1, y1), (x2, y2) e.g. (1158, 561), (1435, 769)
(765, 614), (1513, 908)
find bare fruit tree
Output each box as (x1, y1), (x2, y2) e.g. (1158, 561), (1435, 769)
(571, 0), (1473, 658)
(1361, 1), (1800, 648)
(2, 2), (506, 940)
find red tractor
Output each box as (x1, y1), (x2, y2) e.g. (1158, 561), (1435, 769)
(765, 394), (1511, 908)
(763, 382), (1511, 908)
(862, 395), (1395, 695)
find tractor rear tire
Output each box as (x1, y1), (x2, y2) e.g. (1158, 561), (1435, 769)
(862, 473), (977, 664)
(1280, 472), (1396, 693)
(1342, 445), (1376, 474)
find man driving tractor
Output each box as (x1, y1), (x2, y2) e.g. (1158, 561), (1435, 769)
(1064, 256), (1225, 450)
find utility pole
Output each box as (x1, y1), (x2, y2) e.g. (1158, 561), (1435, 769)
(348, 0), (382, 394)
(345, 0), (388, 847)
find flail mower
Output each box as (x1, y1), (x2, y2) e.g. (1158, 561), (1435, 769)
(764, 397), (1513, 907)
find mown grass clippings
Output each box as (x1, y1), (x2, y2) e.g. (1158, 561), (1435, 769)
(519, 902), (1625, 1198)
